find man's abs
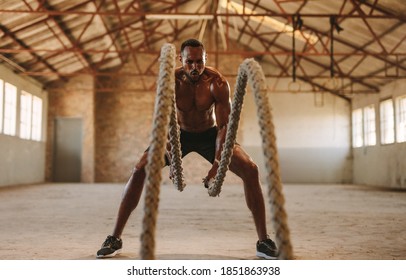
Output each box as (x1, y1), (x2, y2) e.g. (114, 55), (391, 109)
(177, 110), (216, 132)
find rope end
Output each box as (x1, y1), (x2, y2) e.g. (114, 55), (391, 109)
(205, 178), (221, 197)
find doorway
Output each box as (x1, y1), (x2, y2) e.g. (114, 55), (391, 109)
(53, 117), (82, 182)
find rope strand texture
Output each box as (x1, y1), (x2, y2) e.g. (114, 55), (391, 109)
(169, 93), (186, 192)
(140, 49), (293, 260)
(208, 58), (293, 259)
(140, 43), (176, 260)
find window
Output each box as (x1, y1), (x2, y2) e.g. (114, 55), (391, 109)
(20, 91), (33, 139)
(4, 82), (17, 136)
(363, 105), (376, 146)
(380, 99), (395, 144)
(0, 78), (43, 141)
(31, 96), (43, 141)
(0, 79), (3, 133)
(397, 95), (406, 143)
(352, 108), (363, 148)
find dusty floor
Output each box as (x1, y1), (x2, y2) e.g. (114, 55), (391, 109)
(0, 182), (405, 260)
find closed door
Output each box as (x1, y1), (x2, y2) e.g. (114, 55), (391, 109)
(53, 117), (82, 182)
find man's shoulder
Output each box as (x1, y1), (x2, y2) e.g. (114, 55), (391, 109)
(175, 66), (184, 77)
(204, 66), (224, 78)
(203, 67), (228, 85)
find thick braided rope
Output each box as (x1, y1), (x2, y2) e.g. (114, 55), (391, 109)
(140, 43), (176, 260)
(209, 58), (293, 259)
(245, 59), (293, 260)
(168, 93), (186, 191)
(207, 70), (245, 197)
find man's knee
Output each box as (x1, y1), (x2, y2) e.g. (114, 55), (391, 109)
(239, 160), (259, 179)
(247, 161), (259, 175)
(134, 153), (148, 172)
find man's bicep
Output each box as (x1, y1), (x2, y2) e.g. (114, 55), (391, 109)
(214, 80), (231, 128)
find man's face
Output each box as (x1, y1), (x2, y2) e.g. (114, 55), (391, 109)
(180, 46), (206, 82)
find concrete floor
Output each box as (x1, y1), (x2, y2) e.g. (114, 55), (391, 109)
(0, 182), (405, 260)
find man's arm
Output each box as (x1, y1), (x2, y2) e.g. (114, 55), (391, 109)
(213, 75), (231, 161)
(204, 75), (231, 183)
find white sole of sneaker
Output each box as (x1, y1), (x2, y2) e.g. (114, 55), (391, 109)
(96, 249), (122, 259)
(256, 251), (278, 260)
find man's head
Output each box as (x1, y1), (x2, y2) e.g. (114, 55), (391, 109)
(179, 39), (207, 82)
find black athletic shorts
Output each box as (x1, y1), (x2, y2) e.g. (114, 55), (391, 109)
(163, 126), (218, 166)
(145, 126), (218, 166)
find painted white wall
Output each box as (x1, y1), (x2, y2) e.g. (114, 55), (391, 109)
(239, 87), (352, 183)
(0, 64), (48, 187)
(352, 79), (406, 189)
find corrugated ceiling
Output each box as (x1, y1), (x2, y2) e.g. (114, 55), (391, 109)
(0, 0), (405, 99)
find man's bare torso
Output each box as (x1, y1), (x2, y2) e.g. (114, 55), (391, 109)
(175, 66), (226, 132)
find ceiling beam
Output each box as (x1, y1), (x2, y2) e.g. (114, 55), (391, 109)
(4, 47), (406, 57)
(223, 20), (379, 99)
(1, 8), (406, 20)
(0, 23), (66, 81)
(37, 0), (94, 70)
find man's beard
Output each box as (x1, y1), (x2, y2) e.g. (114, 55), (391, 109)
(188, 70), (200, 82)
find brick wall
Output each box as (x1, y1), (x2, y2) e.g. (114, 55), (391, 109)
(94, 42), (246, 184)
(95, 88), (155, 182)
(46, 75), (95, 182)
(46, 40), (259, 186)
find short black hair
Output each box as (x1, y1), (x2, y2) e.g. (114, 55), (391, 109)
(180, 38), (205, 53)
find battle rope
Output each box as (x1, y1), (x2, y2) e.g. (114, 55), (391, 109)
(140, 43), (293, 260)
(207, 58), (293, 259)
(140, 43), (176, 260)
(168, 82), (186, 192)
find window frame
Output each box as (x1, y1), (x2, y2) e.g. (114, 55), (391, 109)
(363, 104), (376, 146)
(31, 95), (43, 141)
(352, 108), (363, 148)
(19, 90), (33, 140)
(0, 79), (3, 133)
(380, 98), (395, 145)
(3, 82), (17, 136)
(396, 95), (406, 143)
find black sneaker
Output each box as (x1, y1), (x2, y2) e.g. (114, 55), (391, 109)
(96, 235), (123, 258)
(256, 238), (278, 259)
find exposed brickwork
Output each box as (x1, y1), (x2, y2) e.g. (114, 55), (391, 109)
(94, 42), (245, 184)
(46, 75), (95, 183)
(95, 89), (154, 182)
(45, 40), (259, 186)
